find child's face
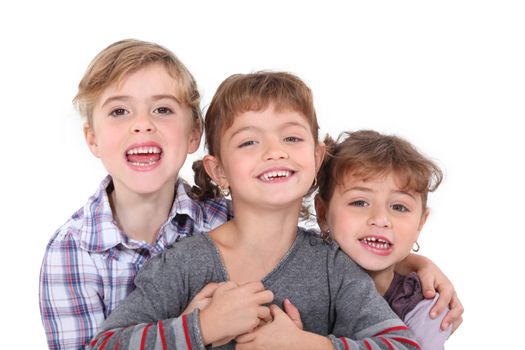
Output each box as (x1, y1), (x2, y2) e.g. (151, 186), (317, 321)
(321, 173), (428, 272)
(84, 63), (200, 196)
(206, 105), (324, 210)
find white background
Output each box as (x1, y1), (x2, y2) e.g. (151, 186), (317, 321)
(1, 1), (523, 348)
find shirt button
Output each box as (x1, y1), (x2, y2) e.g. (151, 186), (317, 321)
(309, 238), (318, 246)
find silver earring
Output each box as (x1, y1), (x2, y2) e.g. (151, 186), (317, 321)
(220, 185), (230, 197)
(412, 241), (420, 252)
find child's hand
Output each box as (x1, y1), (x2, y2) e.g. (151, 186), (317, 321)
(182, 282), (220, 315)
(413, 256), (464, 332)
(283, 298), (303, 330)
(235, 304), (303, 350)
(199, 281), (274, 345)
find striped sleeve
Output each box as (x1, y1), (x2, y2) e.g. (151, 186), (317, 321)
(328, 249), (421, 350)
(88, 311), (206, 350)
(329, 324), (421, 350)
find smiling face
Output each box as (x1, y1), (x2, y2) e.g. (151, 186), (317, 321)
(84, 63), (201, 196)
(318, 172), (428, 272)
(204, 105), (323, 211)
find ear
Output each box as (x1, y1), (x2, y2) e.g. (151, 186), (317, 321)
(314, 194), (330, 233)
(187, 122), (202, 155)
(202, 154), (228, 188)
(83, 123), (100, 158)
(314, 142), (326, 173)
(416, 208), (430, 236)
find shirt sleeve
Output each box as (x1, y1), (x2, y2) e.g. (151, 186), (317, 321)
(404, 295), (451, 350)
(328, 249), (422, 350)
(88, 245), (210, 350)
(39, 234), (105, 350)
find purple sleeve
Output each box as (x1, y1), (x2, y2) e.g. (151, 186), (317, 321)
(404, 294), (452, 350)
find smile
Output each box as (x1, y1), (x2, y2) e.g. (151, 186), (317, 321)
(359, 236), (392, 250)
(125, 146), (162, 167)
(258, 170), (294, 182)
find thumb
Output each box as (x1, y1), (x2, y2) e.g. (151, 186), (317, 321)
(196, 282), (220, 298)
(283, 299), (303, 329)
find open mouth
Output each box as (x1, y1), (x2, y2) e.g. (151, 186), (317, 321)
(359, 236), (392, 250)
(258, 170), (294, 182)
(126, 146), (162, 167)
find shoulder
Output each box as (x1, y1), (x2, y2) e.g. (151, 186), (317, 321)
(175, 179), (232, 231)
(154, 233), (216, 269)
(384, 272), (425, 319)
(43, 176), (117, 260)
(405, 294), (452, 349)
(295, 228), (367, 277)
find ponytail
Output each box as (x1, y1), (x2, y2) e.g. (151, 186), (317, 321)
(190, 159), (223, 201)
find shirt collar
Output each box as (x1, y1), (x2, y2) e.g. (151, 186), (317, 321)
(78, 176), (205, 253)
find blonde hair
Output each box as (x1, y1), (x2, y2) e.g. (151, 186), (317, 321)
(73, 39), (202, 128)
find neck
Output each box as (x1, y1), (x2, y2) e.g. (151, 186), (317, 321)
(210, 199), (302, 283)
(367, 266), (396, 296)
(109, 180), (176, 244)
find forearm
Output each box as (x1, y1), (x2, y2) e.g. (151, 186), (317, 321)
(89, 310), (206, 350)
(40, 248), (104, 349)
(395, 253), (432, 275)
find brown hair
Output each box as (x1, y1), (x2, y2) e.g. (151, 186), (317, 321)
(73, 39), (202, 128)
(192, 71), (320, 205)
(317, 130), (443, 209)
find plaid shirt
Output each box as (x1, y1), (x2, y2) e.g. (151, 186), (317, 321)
(39, 176), (231, 350)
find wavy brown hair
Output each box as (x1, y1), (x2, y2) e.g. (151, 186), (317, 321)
(317, 130), (443, 210)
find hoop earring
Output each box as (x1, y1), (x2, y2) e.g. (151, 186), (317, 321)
(412, 241), (420, 252)
(220, 185), (230, 197)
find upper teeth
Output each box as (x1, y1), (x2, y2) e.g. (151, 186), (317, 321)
(362, 237), (391, 249)
(260, 170), (291, 181)
(127, 147), (161, 155)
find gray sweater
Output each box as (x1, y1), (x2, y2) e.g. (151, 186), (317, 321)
(89, 228), (419, 349)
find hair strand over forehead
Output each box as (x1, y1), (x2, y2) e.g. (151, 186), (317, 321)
(73, 39), (202, 128)
(317, 130), (443, 208)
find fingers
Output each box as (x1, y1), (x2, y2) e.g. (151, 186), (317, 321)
(196, 282), (221, 298)
(240, 281), (274, 305)
(429, 285), (453, 319)
(441, 291), (464, 332)
(258, 306), (272, 324)
(419, 273), (437, 299)
(451, 315), (463, 334)
(283, 299), (303, 330)
(235, 331), (256, 344)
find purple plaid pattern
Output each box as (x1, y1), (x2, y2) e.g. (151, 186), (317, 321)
(39, 176), (231, 350)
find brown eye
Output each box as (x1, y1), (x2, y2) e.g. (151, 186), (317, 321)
(349, 200), (368, 207)
(155, 107), (173, 115)
(392, 204), (409, 212)
(110, 108), (128, 117)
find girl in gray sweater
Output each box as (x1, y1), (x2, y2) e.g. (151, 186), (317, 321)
(89, 72), (420, 350)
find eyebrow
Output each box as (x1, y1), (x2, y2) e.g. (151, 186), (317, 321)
(101, 94), (182, 109)
(343, 186), (416, 199)
(230, 121), (309, 139)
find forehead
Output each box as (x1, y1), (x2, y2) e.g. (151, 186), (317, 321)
(228, 106), (312, 133)
(98, 64), (182, 103)
(340, 171), (419, 194)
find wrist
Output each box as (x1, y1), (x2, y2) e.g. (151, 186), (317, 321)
(199, 307), (219, 345)
(293, 330), (333, 350)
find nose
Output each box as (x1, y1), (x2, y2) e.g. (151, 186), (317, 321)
(367, 206), (392, 228)
(131, 113), (156, 134)
(263, 139), (288, 160)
